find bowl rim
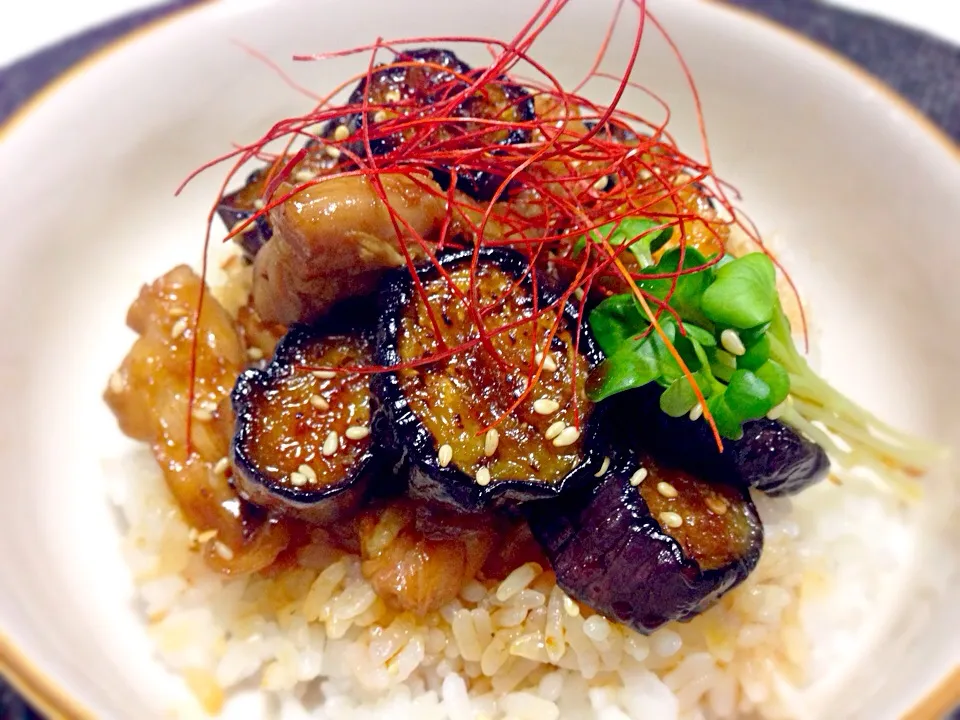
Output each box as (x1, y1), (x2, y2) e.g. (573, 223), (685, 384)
(0, 1), (957, 718)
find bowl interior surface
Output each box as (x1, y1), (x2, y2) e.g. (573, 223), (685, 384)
(0, 0), (957, 717)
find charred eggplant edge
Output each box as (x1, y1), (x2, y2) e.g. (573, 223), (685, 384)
(618, 386), (830, 497)
(373, 246), (610, 513)
(216, 168), (274, 259)
(230, 314), (381, 520)
(324, 48), (536, 201)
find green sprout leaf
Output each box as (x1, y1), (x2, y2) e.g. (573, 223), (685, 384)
(724, 368), (774, 420)
(574, 216), (673, 269)
(588, 294), (647, 356)
(701, 253), (777, 329)
(755, 359), (790, 408)
(659, 371), (712, 417)
(681, 323), (716, 348)
(706, 394), (744, 440)
(647, 321), (683, 386)
(660, 377), (698, 416)
(737, 333), (770, 370)
(710, 354), (737, 383)
(586, 338), (660, 401)
(638, 247), (713, 327)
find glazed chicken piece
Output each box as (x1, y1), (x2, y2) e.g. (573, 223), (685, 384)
(358, 501), (497, 615)
(252, 170), (539, 326)
(105, 265), (242, 456)
(105, 266), (290, 573)
(236, 303), (286, 361)
(253, 172), (449, 325)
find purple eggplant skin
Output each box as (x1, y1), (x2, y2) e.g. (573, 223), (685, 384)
(526, 451), (763, 634)
(330, 48), (473, 157)
(620, 387), (829, 496)
(324, 47), (535, 202)
(372, 247), (611, 514)
(216, 168), (274, 259)
(230, 306), (396, 524)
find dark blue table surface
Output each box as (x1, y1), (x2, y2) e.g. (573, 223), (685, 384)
(0, 1), (957, 717)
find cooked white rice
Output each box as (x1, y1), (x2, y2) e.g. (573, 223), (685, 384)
(104, 239), (914, 719)
(105, 448), (910, 720)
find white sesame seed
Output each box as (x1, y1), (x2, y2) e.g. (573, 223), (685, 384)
(705, 496), (729, 515)
(253, 198), (265, 210)
(659, 511), (683, 529)
(384, 89), (401, 103)
(170, 317), (188, 340)
(544, 421), (566, 440)
(333, 124), (350, 141)
(629, 467), (648, 486)
(552, 425), (581, 447)
(533, 398), (560, 415)
(592, 175), (609, 192)
(689, 403), (704, 421)
(313, 370), (337, 379)
(322, 431), (339, 456)
(308, 123), (326, 136)
(213, 541), (235, 561)
(188, 527), (199, 546)
(535, 351), (558, 373)
(213, 457), (229, 475)
(657, 481), (679, 498)
(345, 425), (370, 440)
(594, 456), (611, 477)
(298, 464), (318, 482)
(767, 400), (787, 420)
(246, 346), (264, 361)
(562, 594), (580, 616)
(230, 221), (250, 236)
(294, 169), (316, 183)
(108, 371), (124, 394)
(373, 110), (388, 123)
(438, 444), (454, 468)
(720, 328), (746, 356)
(326, 145), (342, 159)
(196, 529), (218, 543)
(309, 394), (330, 410)
(484, 428), (500, 457)
(289, 471), (308, 487)
(573, 288), (585, 301)
(476, 467), (491, 486)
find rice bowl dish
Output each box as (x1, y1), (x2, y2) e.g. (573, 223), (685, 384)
(0, 1), (957, 719)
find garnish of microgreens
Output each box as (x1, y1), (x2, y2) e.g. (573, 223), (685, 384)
(584, 221), (948, 496)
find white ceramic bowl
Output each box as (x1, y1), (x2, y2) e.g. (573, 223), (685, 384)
(0, 0), (958, 718)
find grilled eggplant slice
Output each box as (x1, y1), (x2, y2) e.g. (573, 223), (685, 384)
(327, 48), (535, 201)
(373, 247), (608, 512)
(231, 312), (381, 523)
(709, 417), (830, 496)
(527, 451), (763, 634)
(623, 388), (829, 496)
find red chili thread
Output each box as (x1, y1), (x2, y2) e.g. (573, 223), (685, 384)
(178, 0), (805, 453)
